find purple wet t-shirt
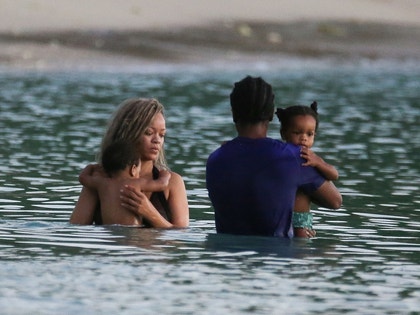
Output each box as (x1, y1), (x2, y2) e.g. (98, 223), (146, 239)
(206, 137), (325, 237)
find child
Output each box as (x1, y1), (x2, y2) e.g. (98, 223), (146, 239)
(276, 102), (339, 237)
(78, 140), (171, 225)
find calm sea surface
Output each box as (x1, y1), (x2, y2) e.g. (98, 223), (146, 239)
(0, 58), (419, 314)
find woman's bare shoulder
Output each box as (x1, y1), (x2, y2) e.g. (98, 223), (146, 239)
(168, 171), (185, 186)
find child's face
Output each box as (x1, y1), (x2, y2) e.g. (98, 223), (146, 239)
(282, 115), (316, 148)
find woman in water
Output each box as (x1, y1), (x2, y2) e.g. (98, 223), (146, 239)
(70, 98), (189, 228)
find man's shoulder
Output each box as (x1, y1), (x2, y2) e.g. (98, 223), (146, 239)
(266, 138), (301, 156)
(208, 137), (300, 156)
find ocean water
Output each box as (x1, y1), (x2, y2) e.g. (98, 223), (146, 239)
(0, 58), (419, 314)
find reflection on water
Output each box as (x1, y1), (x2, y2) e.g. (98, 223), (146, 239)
(0, 62), (419, 314)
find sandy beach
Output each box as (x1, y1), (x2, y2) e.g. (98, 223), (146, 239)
(1, 0), (420, 70)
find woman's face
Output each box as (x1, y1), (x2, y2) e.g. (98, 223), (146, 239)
(139, 112), (166, 161)
(282, 115), (316, 148)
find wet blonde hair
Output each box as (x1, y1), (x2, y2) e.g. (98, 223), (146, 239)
(98, 98), (168, 170)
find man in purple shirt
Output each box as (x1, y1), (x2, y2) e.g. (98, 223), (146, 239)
(206, 76), (342, 237)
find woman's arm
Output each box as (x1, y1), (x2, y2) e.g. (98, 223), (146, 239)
(69, 186), (98, 224)
(70, 164), (102, 224)
(120, 171), (189, 228)
(166, 172), (189, 227)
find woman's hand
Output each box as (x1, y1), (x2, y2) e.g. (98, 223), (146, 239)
(120, 185), (149, 216)
(120, 185), (172, 228)
(120, 171), (189, 229)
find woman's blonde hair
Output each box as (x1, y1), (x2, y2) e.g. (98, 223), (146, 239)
(98, 98), (167, 169)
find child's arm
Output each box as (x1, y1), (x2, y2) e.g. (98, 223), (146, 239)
(78, 164), (104, 189)
(138, 170), (171, 192)
(300, 147), (339, 181)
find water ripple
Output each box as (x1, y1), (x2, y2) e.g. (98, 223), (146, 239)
(0, 66), (419, 314)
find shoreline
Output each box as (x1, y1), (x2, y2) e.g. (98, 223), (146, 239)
(1, 19), (420, 71)
(2, 0), (420, 33)
(1, 0), (420, 70)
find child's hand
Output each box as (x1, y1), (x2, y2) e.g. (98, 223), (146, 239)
(158, 170), (171, 186)
(83, 164), (96, 174)
(78, 164), (106, 184)
(294, 227), (316, 238)
(91, 164), (106, 177)
(78, 164), (96, 183)
(301, 146), (339, 180)
(300, 146), (323, 167)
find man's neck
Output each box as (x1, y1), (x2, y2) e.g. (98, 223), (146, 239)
(236, 121), (269, 139)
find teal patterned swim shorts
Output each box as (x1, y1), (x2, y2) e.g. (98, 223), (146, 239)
(292, 212), (313, 229)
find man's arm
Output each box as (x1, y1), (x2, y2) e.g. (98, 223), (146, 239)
(310, 180), (342, 209)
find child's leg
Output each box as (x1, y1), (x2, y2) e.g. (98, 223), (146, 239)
(293, 192), (314, 238)
(293, 211), (314, 238)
